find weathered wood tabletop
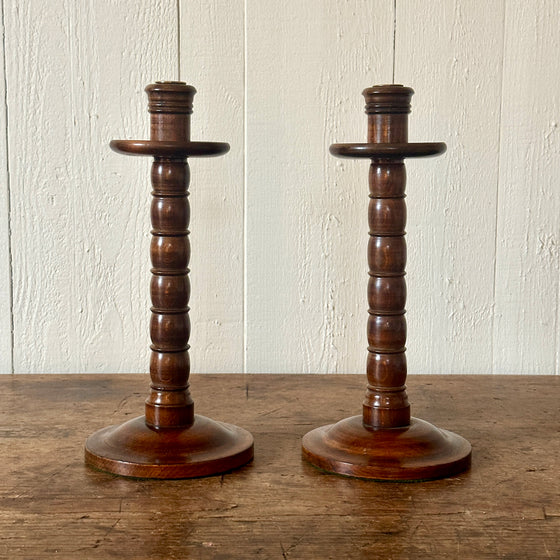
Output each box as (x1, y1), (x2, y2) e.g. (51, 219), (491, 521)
(1, 374), (558, 559)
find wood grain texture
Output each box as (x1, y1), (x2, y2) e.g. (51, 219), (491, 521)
(245, 0), (394, 373)
(4, 0), (177, 373)
(0, 5), (12, 373)
(1, 373), (559, 558)
(493, 1), (560, 374)
(395, 0), (505, 374)
(179, 1), (245, 373)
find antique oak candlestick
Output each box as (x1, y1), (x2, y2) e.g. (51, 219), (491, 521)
(302, 85), (471, 480)
(85, 82), (253, 478)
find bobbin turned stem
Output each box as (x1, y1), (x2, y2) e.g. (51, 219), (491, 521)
(144, 82), (194, 429)
(363, 85), (413, 429)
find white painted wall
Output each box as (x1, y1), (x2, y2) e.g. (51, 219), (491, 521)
(0, 0), (558, 375)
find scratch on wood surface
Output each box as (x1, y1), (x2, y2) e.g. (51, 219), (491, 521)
(111, 393), (140, 417)
(96, 517), (121, 548)
(257, 406), (283, 418)
(42, 463), (73, 485)
(73, 517), (121, 552)
(280, 536), (305, 559)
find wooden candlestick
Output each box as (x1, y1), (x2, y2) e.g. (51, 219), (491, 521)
(302, 85), (472, 481)
(85, 82), (253, 478)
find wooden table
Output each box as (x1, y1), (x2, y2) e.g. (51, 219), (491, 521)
(1, 374), (558, 559)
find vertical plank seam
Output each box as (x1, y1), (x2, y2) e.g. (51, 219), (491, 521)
(490, 0), (507, 375)
(392, 0), (397, 83)
(0, 0), (14, 374)
(176, 0), (181, 81)
(66, 0), (79, 372)
(242, 0), (248, 373)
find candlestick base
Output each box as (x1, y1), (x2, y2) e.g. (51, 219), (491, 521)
(85, 415), (254, 479)
(302, 416), (471, 481)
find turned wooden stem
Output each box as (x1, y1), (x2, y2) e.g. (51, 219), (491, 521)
(145, 83), (195, 429)
(363, 86), (413, 429)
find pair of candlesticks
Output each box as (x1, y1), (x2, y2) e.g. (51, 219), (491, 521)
(84, 81), (471, 481)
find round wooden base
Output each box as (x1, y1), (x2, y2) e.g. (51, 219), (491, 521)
(85, 415), (254, 479)
(302, 416), (471, 481)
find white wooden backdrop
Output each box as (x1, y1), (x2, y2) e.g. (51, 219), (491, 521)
(0, 0), (558, 375)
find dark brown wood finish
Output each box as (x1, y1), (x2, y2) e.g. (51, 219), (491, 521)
(303, 85), (471, 480)
(85, 82), (253, 478)
(2, 374), (560, 559)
